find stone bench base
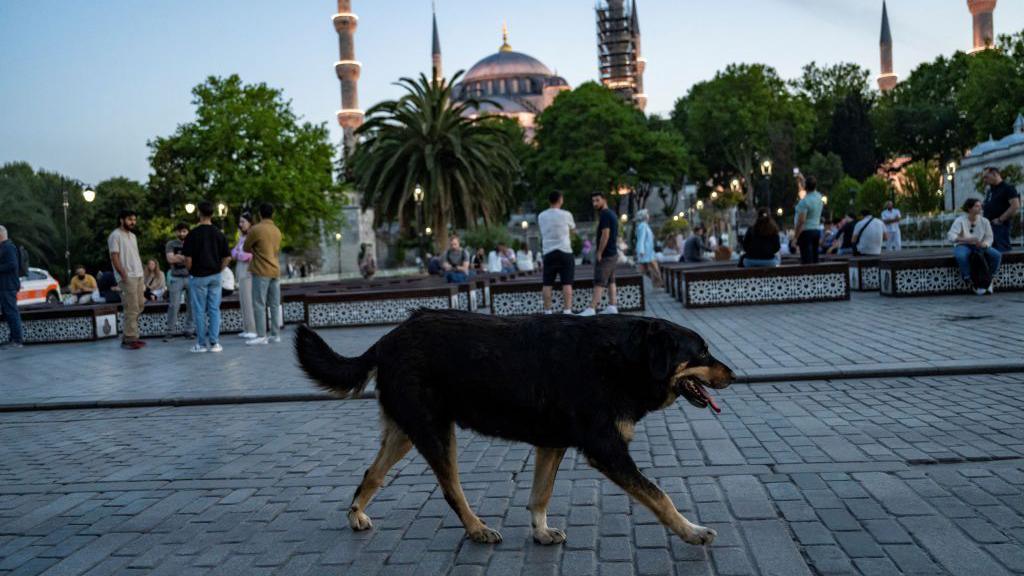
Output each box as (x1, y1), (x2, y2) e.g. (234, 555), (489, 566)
(0, 305), (120, 345)
(880, 252), (1024, 296)
(305, 286), (460, 328)
(489, 275), (645, 315)
(680, 262), (850, 308)
(848, 258), (880, 291)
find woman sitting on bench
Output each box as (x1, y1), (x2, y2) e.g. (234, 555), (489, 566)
(948, 198), (1001, 295)
(741, 210), (781, 268)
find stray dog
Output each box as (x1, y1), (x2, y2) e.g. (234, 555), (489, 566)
(295, 309), (734, 546)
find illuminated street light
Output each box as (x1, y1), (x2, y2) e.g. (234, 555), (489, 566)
(760, 159), (773, 177)
(185, 203), (196, 214)
(710, 191), (719, 200)
(82, 188), (96, 203)
(620, 213), (628, 223)
(425, 227), (433, 235)
(822, 196), (829, 206)
(729, 179), (741, 193)
(776, 208), (783, 217)
(217, 203), (228, 217)
(696, 200), (705, 210)
(413, 184), (424, 203)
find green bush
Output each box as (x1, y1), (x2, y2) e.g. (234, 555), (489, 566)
(461, 225), (513, 252)
(857, 176), (891, 214)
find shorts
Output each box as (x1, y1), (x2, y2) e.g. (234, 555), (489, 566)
(593, 257), (617, 287)
(542, 251), (575, 286)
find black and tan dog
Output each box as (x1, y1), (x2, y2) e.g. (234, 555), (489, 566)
(295, 309), (734, 547)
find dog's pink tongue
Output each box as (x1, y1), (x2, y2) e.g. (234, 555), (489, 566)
(702, 389), (722, 414)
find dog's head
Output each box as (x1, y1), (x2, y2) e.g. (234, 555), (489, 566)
(646, 320), (734, 411)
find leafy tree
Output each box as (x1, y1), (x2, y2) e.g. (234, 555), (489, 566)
(828, 92), (878, 180)
(901, 161), (942, 215)
(352, 73), (518, 251)
(830, 176), (861, 218)
(148, 75), (341, 252)
(529, 82), (650, 214)
(485, 116), (533, 211)
(461, 224), (513, 253)
(674, 64), (813, 204)
(791, 62), (872, 154)
(804, 152), (845, 197)
(956, 48), (1024, 143)
(857, 176), (891, 214)
(0, 163), (61, 275)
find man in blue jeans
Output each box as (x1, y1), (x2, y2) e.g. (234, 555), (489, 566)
(981, 166), (1020, 253)
(793, 176), (824, 264)
(182, 201), (231, 353)
(0, 225), (24, 348)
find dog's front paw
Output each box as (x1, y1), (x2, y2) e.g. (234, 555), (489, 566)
(682, 524), (716, 546)
(468, 526), (503, 544)
(348, 510), (373, 531)
(533, 527), (567, 545)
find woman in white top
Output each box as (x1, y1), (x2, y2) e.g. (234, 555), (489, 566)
(947, 198), (1001, 295)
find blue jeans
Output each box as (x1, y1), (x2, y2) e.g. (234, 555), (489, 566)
(445, 271), (468, 283)
(953, 245), (1001, 285)
(991, 222), (1012, 253)
(0, 290), (23, 344)
(189, 273), (222, 347)
(797, 230), (821, 264)
(743, 257), (780, 268)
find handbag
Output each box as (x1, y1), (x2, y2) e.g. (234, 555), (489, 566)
(968, 250), (991, 290)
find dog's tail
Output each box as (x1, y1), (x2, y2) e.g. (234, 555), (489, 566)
(295, 324), (377, 398)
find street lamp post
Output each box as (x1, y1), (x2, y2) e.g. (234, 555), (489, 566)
(946, 161), (957, 212)
(334, 232), (343, 278)
(520, 220), (529, 250)
(413, 184), (425, 262)
(760, 159), (773, 213)
(61, 187), (70, 284)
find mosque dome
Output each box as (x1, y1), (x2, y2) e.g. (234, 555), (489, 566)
(463, 50), (554, 83)
(453, 27), (568, 110)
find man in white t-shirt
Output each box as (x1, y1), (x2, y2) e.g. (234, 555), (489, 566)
(851, 209), (887, 256)
(880, 201), (902, 251)
(537, 191), (576, 314)
(108, 209), (147, 350)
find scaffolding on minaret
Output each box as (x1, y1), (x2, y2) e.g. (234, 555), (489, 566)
(596, 0), (646, 110)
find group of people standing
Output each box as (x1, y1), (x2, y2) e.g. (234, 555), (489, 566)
(113, 201), (283, 351)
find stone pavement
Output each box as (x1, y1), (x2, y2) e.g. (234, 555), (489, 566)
(3, 287), (1024, 408)
(2, 373), (1023, 575)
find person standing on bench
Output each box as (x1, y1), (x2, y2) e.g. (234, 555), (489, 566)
(538, 191), (577, 314)
(982, 166), (1020, 253)
(793, 176), (824, 264)
(949, 198), (1001, 295)
(851, 210), (886, 256)
(579, 191), (619, 316)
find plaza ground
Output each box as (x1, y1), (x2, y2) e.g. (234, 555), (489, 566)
(1, 287), (1023, 574)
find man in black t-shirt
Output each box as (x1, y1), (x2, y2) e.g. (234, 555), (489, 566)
(579, 191), (619, 316)
(981, 166), (1020, 253)
(182, 201), (231, 353)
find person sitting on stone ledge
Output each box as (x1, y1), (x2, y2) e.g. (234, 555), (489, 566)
(69, 265), (98, 304)
(948, 198), (1001, 295)
(741, 210), (781, 268)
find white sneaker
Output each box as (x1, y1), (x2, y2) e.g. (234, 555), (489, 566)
(238, 332), (257, 339)
(562, 309), (573, 315)
(189, 344), (208, 353)
(600, 305), (619, 314)
(578, 308), (596, 317)
(987, 285), (995, 295)
(975, 288), (987, 296)
(246, 337), (269, 346)
(270, 336), (282, 343)
(209, 343), (223, 353)
(543, 309), (554, 315)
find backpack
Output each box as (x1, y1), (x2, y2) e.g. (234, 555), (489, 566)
(968, 250), (991, 291)
(16, 244), (29, 278)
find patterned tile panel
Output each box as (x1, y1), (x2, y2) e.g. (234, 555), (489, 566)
(685, 273), (848, 308)
(307, 296), (451, 327)
(283, 301), (305, 323)
(0, 317), (94, 344)
(118, 309), (244, 338)
(491, 284), (644, 316)
(887, 262), (1024, 296)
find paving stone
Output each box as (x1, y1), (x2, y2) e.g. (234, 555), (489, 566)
(741, 520), (811, 576)
(790, 522), (835, 545)
(804, 544), (856, 574)
(900, 515), (1011, 576)
(834, 530), (884, 558)
(709, 547), (753, 576)
(719, 476), (774, 520)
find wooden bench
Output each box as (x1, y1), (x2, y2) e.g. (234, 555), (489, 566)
(488, 269), (645, 315)
(678, 262), (850, 308)
(304, 285), (461, 328)
(0, 304), (120, 345)
(880, 251), (1024, 296)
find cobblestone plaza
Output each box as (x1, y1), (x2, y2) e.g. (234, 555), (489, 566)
(2, 288), (1023, 575)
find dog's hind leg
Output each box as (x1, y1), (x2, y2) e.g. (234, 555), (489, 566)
(528, 447), (567, 545)
(347, 416), (412, 531)
(417, 423), (502, 544)
(584, 438), (716, 546)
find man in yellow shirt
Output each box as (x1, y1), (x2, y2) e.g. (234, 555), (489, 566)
(69, 265), (97, 304)
(243, 203), (283, 345)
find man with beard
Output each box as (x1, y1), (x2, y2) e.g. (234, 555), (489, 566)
(108, 209), (146, 350)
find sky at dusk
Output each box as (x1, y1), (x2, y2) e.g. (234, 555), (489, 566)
(1, 0), (1021, 185)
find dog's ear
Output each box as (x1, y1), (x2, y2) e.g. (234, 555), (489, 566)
(647, 322), (675, 382)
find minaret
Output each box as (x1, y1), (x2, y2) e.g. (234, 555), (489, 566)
(431, 3), (442, 85)
(877, 1), (898, 92)
(968, 0), (997, 53)
(333, 1), (363, 158)
(631, 0), (647, 111)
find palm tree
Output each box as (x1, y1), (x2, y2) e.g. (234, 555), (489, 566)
(351, 73), (519, 251)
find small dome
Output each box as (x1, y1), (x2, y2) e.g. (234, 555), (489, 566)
(463, 50), (554, 83)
